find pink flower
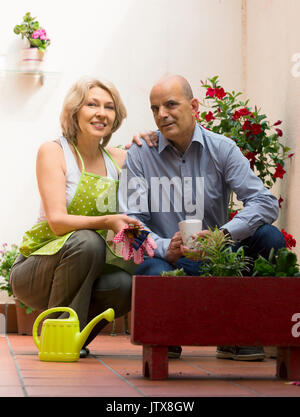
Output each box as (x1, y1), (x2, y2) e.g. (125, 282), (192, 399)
(32, 28), (49, 41)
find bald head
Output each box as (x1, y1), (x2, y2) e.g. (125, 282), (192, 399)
(151, 75), (194, 100)
(149, 74), (199, 153)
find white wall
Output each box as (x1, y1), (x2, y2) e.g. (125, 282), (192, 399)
(0, 0), (243, 246)
(245, 0), (300, 259)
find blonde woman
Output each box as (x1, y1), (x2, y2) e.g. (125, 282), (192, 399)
(10, 77), (150, 356)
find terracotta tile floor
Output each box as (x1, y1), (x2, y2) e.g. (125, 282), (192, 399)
(1, 334), (300, 397)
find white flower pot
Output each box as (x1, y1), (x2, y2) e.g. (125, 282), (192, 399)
(20, 47), (44, 71)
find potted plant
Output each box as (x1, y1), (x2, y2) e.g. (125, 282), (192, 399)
(0, 243), (18, 333)
(0, 243), (41, 335)
(131, 229), (300, 380)
(13, 12), (50, 71)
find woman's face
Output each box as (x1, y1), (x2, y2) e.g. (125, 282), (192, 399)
(76, 86), (116, 140)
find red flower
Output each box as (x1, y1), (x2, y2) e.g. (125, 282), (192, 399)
(281, 229), (296, 249)
(239, 108), (252, 116)
(242, 120), (252, 131)
(215, 87), (226, 99)
(288, 153), (295, 158)
(233, 111), (241, 120)
(206, 87), (226, 100)
(273, 163), (286, 179)
(274, 120), (282, 126)
(278, 196), (283, 208)
(205, 111), (215, 122)
(245, 151), (257, 169)
(276, 128), (283, 137)
(206, 87), (216, 98)
(251, 123), (262, 135)
(229, 210), (238, 220)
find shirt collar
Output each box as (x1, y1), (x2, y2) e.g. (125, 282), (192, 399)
(157, 123), (204, 154)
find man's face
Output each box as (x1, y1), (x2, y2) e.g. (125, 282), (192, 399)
(150, 80), (198, 147)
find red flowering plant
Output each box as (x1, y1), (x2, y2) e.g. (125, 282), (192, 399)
(197, 76), (291, 189)
(196, 76), (296, 251)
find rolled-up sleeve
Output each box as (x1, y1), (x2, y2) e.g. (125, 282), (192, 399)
(220, 143), (279, 241)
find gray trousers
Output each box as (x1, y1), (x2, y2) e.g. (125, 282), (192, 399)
(10, 230), (132, 347)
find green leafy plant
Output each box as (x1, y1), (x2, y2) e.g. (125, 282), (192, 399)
(14, 12), (50, 51)
(185, 227), (251, 277)
(197, 76), (293, 215)
(0, 243), (18, 297)
(253, 247), (300, 277)
(160, 268), (186, 276)
(0, 243), (35, 314)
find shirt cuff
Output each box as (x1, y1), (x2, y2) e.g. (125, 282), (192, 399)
(153, 237), (171, 259)
(221, 218), (250, 242)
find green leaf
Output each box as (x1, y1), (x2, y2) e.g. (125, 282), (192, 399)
(30, 38), (42, 47)
(13, 25), (21, 34)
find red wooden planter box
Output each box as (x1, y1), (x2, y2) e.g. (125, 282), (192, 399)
(131, 275), (300, 380)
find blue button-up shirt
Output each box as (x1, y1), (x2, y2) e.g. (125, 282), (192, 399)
(118, 123), (279, 259)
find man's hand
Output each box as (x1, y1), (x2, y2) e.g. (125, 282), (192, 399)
(125, 130), (158, 149)
(181, 229), (212, 261)
(166, 231), (184, 264)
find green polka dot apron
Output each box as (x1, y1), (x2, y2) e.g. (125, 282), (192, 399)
(19, 145), (135, 273)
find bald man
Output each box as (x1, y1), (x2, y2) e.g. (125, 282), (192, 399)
(119, 75), (285, 360)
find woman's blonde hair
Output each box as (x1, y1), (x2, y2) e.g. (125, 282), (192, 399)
(60, 77), (127, 147)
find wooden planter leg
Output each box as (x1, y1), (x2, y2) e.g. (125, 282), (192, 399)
(277, 347), (300, 380)
(143, 345), (168, 380)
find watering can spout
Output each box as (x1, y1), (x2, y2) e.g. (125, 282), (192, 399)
(77, 308), (115, 350)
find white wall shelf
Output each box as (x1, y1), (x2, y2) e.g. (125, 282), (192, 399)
(0, 69), (61, 85)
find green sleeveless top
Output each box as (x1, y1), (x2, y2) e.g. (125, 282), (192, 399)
(19, 142), (135, 274)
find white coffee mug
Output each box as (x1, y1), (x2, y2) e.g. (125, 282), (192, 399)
(178, 219), (203, 248)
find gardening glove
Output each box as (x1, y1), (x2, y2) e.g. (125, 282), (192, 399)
(113, 225), (157, 264)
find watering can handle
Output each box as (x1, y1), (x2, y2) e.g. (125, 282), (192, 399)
(32, 307), (78, 349)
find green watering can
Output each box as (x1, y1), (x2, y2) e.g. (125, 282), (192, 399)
(32, 307), (115, 362)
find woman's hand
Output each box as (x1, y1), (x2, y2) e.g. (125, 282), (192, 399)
(104, 214), (142, 234)
(125, 130), (158, 149)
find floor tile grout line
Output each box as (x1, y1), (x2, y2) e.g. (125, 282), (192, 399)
(185, 360), (266, 397)
(92, 355), (147, 397)
(6, 335), (28, 397)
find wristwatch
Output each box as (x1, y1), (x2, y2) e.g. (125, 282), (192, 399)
(222, 229), (232, 240)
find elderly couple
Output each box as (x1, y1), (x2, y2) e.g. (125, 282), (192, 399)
(10, 74), (285, 361)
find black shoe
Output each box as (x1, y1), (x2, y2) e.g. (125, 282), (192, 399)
(80, 347), (90, 358)
(168, 346), (182, 359)
(216, 346), (265, 361)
